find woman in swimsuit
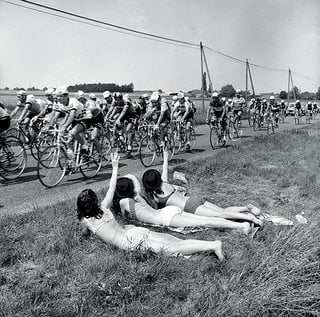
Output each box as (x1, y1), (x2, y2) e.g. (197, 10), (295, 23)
(77, 152), (224, 260)
(112, 173), (255, 235)
(141, 149), (262, 225)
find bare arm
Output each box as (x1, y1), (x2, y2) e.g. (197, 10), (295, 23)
(162, 148), (169, 182)
(101, 152), (120, 209)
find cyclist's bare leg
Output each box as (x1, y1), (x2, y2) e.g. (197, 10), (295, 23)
(126, 122), (133, 151)
(91, 126), (101, 152)
(67, 124), (85, 151)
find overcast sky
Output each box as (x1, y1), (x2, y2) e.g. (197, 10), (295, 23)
(0, 0), (319, 94)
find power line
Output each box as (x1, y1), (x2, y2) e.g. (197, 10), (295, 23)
(2, 0), (318, 84)
(2, 0), (199, 50)
(18, 0), (199, 48)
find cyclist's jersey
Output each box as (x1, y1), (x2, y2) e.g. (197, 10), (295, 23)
(314, 103), (318, 109)
(26, 98), (46, 114)
(149, 100), (171, 123)
(232, 96), (245, 111)
(0, 103), (9, 118)
(270, 102), (280, 112)
(56, 97), (85, 121)
(122, 99), (137, 118)
(280, 102), (286, 109)
(261, 102), (268, 112)
(83, 100), (102, 119)
(295, 102), (301, 109)
(102, 97), (116, 111)
(174, 100), (187, 114)
(113, 99), (125, 115)
(307, 103), (313, 111)
(208, 99), (224, 117)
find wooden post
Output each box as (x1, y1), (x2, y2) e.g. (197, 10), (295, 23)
(287, 69), (290, 107)
(200, 42), (205, 111)
(203, 49), (213, 94)
(245, 59), (248, 107)
(247, 60), (255, 97)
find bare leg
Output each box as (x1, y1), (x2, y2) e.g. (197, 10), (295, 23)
(169, 212), (251, 234)
(203, 201), (262, 217)
(147, 232), (224, 260)
(195, 204), (262, 226)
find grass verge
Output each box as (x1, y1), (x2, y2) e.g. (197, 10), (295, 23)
(1, 126), (320, 316)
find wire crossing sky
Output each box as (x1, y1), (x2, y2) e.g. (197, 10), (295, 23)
(0, 0), (319, 93)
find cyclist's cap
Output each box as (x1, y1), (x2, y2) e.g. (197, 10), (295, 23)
(263, 99), (267, 102)
(296, 100), (300, 103)
(115, 177), (135, 199)
(26, 95), (35, 104)
(77, 90), (85, 98)
(172, 95), (178, 101)
(17, 89), (26, 96)
(269, 96), (275, 100)
(221, 97), (226, 101)
(212, 92), (219, 98)
(281, 100), (285, 103)
(142, 169), (162, 191)
(103, 91), (111, 98)
(236, 89), (241, 93)
(177, 92), (184, 99)
(55, 86), (69, 96)
(228, 98), (232, 102)
(150, 93), (159, 102)
(45, 88), (55, 95)
(123, 93), (130, 101)
(142, 93), (149, 99)
(89, 93), (96, 100)
(251, 98), (255, 102)
(308, 101), (312, 104)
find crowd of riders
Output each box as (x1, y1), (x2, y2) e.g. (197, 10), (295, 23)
(0, 88), (318, 158)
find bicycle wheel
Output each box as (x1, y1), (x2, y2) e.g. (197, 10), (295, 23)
(209, 127), (219, 150)
(189, 127), (196, 150)
(0, 138), (27, 180)
(172, 129), (183, 154)
(37, 145), (67, 188)
(100, 134), (113, 167)
(80, 143), (102, 178)
(267, 119), (274, 135)
(229, 122), (241, 142)
(139, 136), (157, 167)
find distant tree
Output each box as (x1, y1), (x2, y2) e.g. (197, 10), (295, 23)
(42, 87), (48, 91)
(279, 90), (288, 99)
(3, 87), (10, 90)
(67, 82), (134, 93)
(316, 87), (320, 100)
(220, 84), (236, 98)
(289, 86), (300, 99)
(299, 91), (315, 100)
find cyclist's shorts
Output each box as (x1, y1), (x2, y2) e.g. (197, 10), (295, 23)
(0, 116), (10, 133)
(26, 112), (39, 120)
(80, 112), (104, 130)
(271, 109), (280, 114)
(120, 113), (136, 124)
(233, 109), (242, 116)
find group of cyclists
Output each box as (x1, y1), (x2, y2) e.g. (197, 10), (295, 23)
(206, 89), (319, 139)
(0, 88), (198, 161)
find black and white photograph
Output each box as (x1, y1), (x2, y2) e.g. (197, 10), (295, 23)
(0, 0), (320, 315)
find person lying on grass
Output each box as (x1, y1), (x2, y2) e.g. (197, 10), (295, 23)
(77, 152), (224, 260)
(141, 148), (262, 224)
(112, 174), (256, 235)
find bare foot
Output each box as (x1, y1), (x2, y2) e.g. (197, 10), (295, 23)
(247, 204), (262, 216)
(241, 222), (251, 235)
(213, 240), (225, 261)
(248, 214), (263, 226)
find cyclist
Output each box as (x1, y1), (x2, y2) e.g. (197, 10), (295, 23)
(0, 102), (10, 134)
(313, 102), (318, 115)
(53, 86), (87, 159)
(231, 90), (245, 127)
(171, 95), (178, 111)
(280, 100), (286, 117)
(269, 96), (280, 127)
(101, 91), (116, 116)
(76, 90), (87, 105)
(306, 101), (313, 119)
(171, 92), (194, 152)
(31, 88), (57, 125)
(295, 100), (302, 117)
(206, 92), (227, 141)
(145, 91), (171, 148)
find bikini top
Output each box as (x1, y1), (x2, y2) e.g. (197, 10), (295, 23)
(81, 206), (114, 235)
(155, 183), (176, 206)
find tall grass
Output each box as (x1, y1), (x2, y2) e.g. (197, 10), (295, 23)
(1, 125), (320, 316)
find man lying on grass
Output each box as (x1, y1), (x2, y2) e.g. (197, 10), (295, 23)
(77, 152), (224, 260)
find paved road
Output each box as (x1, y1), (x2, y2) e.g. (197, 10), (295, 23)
(0, 116), (318, 217)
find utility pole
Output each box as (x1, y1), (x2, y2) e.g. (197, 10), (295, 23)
(287, 69), (291, 107)
(245, 59), (249, 107)
(200, 42), (205, 111)
(247, 60), (255, 97)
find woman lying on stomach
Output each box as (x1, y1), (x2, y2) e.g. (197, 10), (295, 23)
(141, 149), (262, 224)
(113, 173), (256, 235)
(77, 152), (224, 260)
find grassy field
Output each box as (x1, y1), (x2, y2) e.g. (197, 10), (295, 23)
(1, 124), (320, 316)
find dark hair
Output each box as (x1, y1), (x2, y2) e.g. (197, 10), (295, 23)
(77, 189), (103, 220)
(142, 169), (163, 197)
(112, 178), (136, 214)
